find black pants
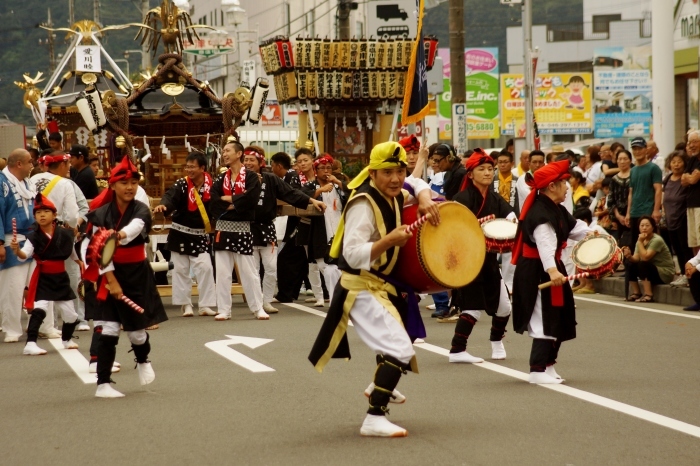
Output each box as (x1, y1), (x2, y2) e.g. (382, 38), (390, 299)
(689, 272), (700, 303)
(275, 243), (308, 302)
(668, 222), (693, 271)
(626, 260), (663, 285)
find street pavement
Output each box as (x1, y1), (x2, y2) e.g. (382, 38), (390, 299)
(1, 293), (699, 465)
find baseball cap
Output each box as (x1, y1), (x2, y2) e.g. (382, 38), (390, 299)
(630, 137), (647, 148)
(69, 144), (89, 158)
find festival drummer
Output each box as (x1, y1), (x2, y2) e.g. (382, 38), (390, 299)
(511, 160), (592, 384)
(85, 156), (168, 398)
(309, 141), (439, 438)
(447, 149), (516, 364)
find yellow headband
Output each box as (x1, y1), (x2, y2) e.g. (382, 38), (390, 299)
(347, 141), (407, 190)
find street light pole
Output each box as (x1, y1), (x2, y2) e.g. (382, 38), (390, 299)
(114, 59), (130, 79)
(522, 0), (534, 150)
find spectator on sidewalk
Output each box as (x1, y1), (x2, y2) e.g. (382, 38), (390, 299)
(681, 130), (700, 255)
(662, 151), (693, 288)
(572, 207), (611, 294)
(609, 150), (633, 247)
(516, 149), (530, 177)
(625, 137), (663, 245)
(570, 171), (591, 211)
(600, 145), (619, 178)
(622, 216), (674, 303)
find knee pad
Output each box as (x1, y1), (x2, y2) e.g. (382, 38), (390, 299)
(126, 329), (147, 346)
(100, 321), (121, 337)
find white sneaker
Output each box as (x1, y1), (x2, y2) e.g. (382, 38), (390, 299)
(214, 313), (231, 321)
(413, 338), (425, 344)
(137, 362), (155, 385)
(364, 383), (406, 404)
(528, 371), (563, 384)
(305, 289), (314, 296)
(181, 304), (194, 317)
(23, 342), (47, 356)
(314, 300), (325, 307)
(545, 365), (563, 380)
(77, 323), (91, 331)
(491, 341), (506, 360)
(448, 351), (484, 364)
(254, 309), (270, 320)
(4, 335), (20, 343)
(89, 361), (121, 373)
(426, 304), (436, 310)
(62, 339), (79, 349)
(360, 414), (408, 437)
(95, 384), (125, 398)
(198, 307), (217, 316)
(262, 303), (279, 314)
(670, 276), (689, 287)
(304, 297), (317, 303)
(38, 329), (61, 339)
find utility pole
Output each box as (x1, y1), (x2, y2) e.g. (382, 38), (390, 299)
(69, 0), (75, 26)
(522, 0), (534, 150)
(448, 0), (465, 105)
(338, 0), (352, 40)
(651, 0), (674, 156)
(45, 8), (56, 73)
(94, 0), (101, 25)
(141, 0), (152, 70)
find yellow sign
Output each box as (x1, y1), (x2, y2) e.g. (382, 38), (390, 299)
(500, 73), (593, 135)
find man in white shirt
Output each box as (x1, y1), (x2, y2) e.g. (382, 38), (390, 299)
(309, 141), (439, 438)
(516, 150), (546, 212)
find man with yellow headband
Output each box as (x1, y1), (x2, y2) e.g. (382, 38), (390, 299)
(308, 141), (439, 437)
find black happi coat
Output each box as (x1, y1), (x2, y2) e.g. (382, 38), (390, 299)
(302, 179), (348, 261)
(253, 172), (310, 247)
(210, 167), (261, 254)
(27, 225), (76, 302)
(87, 199), (168, 331)
(159, 177), (211, 256)
(281, 170), (303, 242)
(512, 195), (578, 341)
(451, 184), (513, 313)
(309, 180), (413, 370)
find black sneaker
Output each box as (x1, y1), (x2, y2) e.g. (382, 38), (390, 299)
(431, 309), (450, 318)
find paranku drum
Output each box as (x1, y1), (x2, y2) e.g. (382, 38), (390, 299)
(87, 228), (118, 269)
(481, 218), (518, 253)
(393, 202), (486, 294)
(571, 234), (622, 279)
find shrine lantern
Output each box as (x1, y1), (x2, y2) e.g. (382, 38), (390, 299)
(423, 36), (439, 71)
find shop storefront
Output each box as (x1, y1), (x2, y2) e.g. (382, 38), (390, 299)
(674, 0), (700, 141)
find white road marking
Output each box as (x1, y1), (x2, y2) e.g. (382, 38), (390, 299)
(205, 335), (275, 373)
(575, 296), (700, 320)
(282, 302), (353, 326)
(288, 302), (700, 439)
(47, 339), (95, 384)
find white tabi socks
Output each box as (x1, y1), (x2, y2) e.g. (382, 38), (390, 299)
(137, 362), (156, 385)
(360, 414), (408, 437)
(545, 365), (564, 381)
(528, 371), (563, 384)
(95, 384), (125, 398)
(491, 341), (507, 360)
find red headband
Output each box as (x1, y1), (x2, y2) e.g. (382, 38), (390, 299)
(399, 135), (420, 153)
(43, 154), (70, 165)
(244, 149), (266, 168)
(313, 154), (334, 169)
(459, 148), (494, 191)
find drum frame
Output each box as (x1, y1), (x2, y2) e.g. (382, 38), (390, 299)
(481, 218), (517, 253)
(571, 235), (621, 279)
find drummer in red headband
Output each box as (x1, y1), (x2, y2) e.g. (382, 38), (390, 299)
(446, 149), (516, 364)
(84, 155), (168, 398)
(399, 135), (420, 176)
(510, 160), (592, 384)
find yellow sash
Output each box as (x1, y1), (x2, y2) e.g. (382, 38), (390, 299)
(41, 176), (62, 197)
(188, 177), (212, 233)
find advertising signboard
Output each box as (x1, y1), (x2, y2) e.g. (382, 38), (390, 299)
(593, 46), (652, 138)
(500, 73), (593, 135)
(437, 47), (500, 140)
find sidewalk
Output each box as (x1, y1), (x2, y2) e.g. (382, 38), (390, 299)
(592, 272), (695, 307)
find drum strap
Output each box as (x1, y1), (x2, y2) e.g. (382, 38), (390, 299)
(190, 181), (213, 233)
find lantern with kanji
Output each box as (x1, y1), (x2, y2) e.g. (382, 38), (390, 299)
(423, 35), (439, 71)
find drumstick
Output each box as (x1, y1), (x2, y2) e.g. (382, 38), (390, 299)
(478, 214), (495, 224)
(120, 295), (145, 314)
(406, 213), (432, 233)
(12, 218), (17, 242)
(538, 272), (589, 290)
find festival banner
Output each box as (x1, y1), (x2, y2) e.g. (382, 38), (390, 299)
(437, 48), (500, 140)
(500, 73), (593, 136)
(401, 0), (429, 125)
(593, 46), (652, 138)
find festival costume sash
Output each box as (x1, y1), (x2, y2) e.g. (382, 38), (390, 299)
(25, 259), (65, 310)
(186, 175), (213, 233)
(41, 176), (62, 197)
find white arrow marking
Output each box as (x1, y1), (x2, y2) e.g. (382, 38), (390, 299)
(47, 339), (96, 384)
(205, 335), (275, 373)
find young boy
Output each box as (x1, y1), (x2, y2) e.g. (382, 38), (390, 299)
(11, 194), (81, 355)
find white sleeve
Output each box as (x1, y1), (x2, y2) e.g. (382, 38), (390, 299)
(533, 223), (558, 271)
(506, 211), (517, 221)
(343, 199), (376, 271)
(689, 250), (700, 270)
(568, 219), (592, 241)
(405, 175), (430, 198)
(18, 239), (34, 262)
(563, 182), (573, 214)
(119, 218), (146, 245)
(517, 176), (530, 212)
(61, 182), (80, 228)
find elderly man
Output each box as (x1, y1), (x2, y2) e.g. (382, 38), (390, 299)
(682, 131), (700, 254)
(0, 149), (35, 342)
(516, 150), (531, 177)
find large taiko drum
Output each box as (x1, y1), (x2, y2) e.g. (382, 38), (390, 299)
(571, 234), (622, 279)
(393, 201), (486, 293)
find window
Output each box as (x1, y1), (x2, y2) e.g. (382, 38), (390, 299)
(592, 14), (621, 34)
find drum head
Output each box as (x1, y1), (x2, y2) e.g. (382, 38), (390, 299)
(99, 235), (118, 268)
(482, 219), (518, 240)
(418, 202), (485, 288)
(572, 235), (615, 269)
